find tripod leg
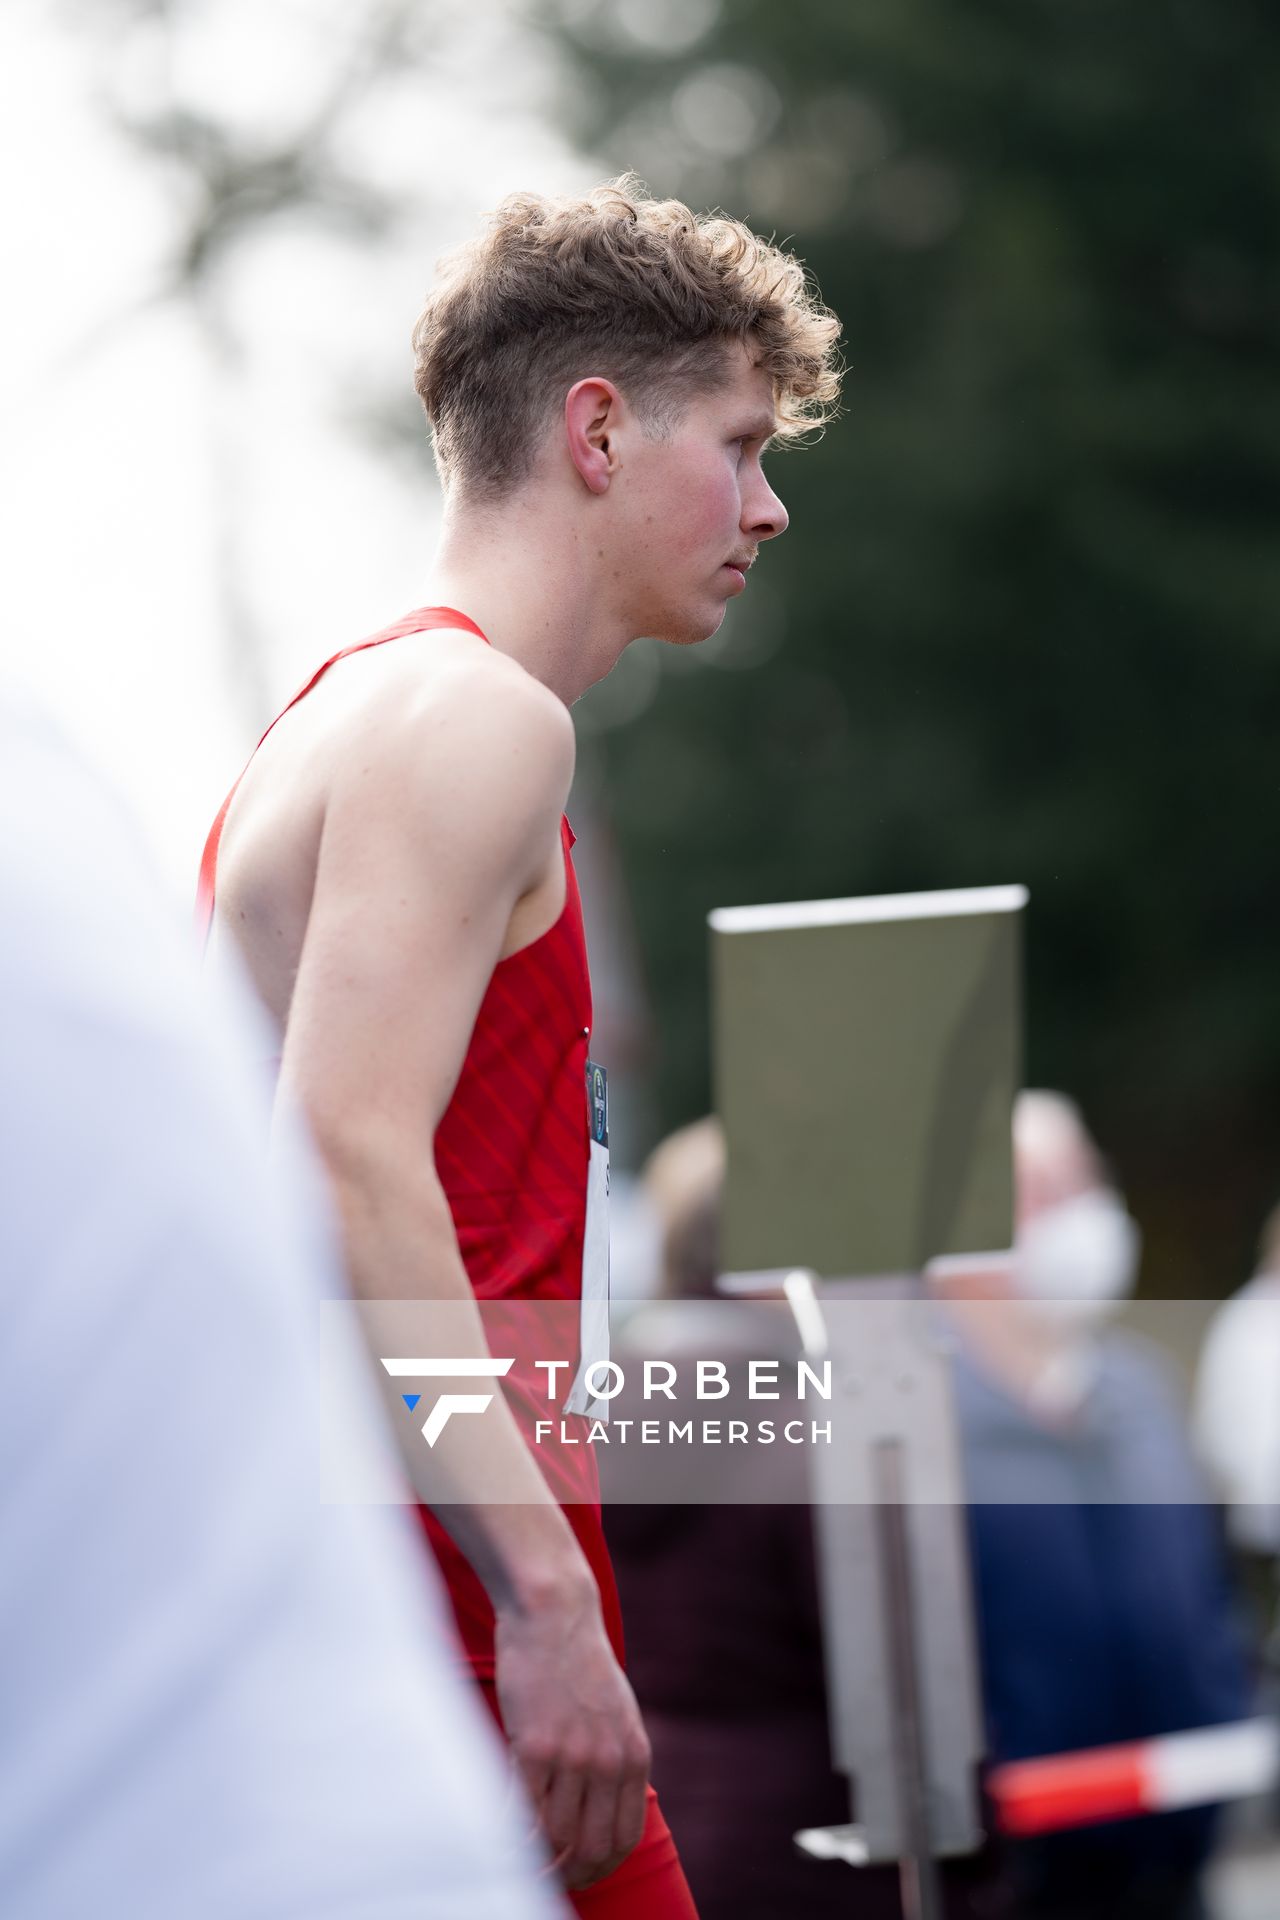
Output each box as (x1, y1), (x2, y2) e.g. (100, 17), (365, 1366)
(875, 1438), (944, 1920)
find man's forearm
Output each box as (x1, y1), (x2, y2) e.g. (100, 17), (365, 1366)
(324, 1144), (595, 1619)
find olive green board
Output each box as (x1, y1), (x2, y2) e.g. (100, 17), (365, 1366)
(710, 885), (1027, 1279)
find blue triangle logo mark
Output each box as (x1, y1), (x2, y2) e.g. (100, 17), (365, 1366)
(401, 1393), (421, 1412)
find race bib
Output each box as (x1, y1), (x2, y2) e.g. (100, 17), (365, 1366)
(563, 1059), (611, 1419)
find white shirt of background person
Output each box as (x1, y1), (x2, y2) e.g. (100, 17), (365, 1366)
(0, 687), (565, 1920)
(1194, 1265), (1280, 1557)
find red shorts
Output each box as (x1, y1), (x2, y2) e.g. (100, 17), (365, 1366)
(475, 1677), (698, 1919)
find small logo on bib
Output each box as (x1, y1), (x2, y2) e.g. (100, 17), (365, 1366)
(587, 1059), (608, 1147)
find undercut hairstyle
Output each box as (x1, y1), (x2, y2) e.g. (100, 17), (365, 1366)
(412, 175), (843, 501)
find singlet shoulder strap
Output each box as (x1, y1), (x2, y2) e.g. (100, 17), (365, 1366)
(195, 606), (486, 945)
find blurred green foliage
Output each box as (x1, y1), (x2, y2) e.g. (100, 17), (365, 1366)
(555, 0), (1280, 1292)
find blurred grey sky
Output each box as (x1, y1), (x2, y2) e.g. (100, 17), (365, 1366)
(0, 0), (626, 895)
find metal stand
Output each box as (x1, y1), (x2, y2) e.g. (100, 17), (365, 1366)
(784, 1274), (984, 1907)
(710, 880), (1023, 1906)
(876, 1439), (944, 1920)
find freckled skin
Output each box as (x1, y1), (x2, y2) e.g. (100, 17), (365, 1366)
(605, 360), (788, 648)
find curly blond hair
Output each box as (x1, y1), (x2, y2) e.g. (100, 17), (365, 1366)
(412, 175), (842, 500)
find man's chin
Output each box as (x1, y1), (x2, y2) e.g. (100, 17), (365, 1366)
(652, 603), (727, 648)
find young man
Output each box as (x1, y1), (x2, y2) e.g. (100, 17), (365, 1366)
(198, 177), (841, 1914)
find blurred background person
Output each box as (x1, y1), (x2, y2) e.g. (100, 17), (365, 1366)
(1193, 1202), (1280, 1847)
(1194, 1202), (1280, 1562)
(0, 684), (563, 1920)
(933, 1090), (1253, 1920)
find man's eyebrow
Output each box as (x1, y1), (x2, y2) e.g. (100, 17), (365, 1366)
(739, 414), (779, 442)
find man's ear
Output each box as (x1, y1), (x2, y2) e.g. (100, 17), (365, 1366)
(564, 377), (623, 495)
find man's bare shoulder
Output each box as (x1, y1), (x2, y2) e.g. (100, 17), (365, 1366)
(325, 636), (574, 866)
(421, 638), (573, 756)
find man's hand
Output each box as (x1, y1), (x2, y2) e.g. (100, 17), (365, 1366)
(495, 1571), (651, 1891)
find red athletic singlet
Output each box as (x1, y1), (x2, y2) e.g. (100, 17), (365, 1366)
(197, 607), (698, 1920)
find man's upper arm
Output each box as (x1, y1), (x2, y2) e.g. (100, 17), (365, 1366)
(280, 665), (574, 1173)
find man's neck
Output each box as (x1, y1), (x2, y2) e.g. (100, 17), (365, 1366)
(428, 500), (633, 705)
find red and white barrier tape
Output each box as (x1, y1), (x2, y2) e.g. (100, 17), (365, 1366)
(989, 1718), (1280, 1835)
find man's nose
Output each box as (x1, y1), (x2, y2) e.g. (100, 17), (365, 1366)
(747, 476), (788, 541)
